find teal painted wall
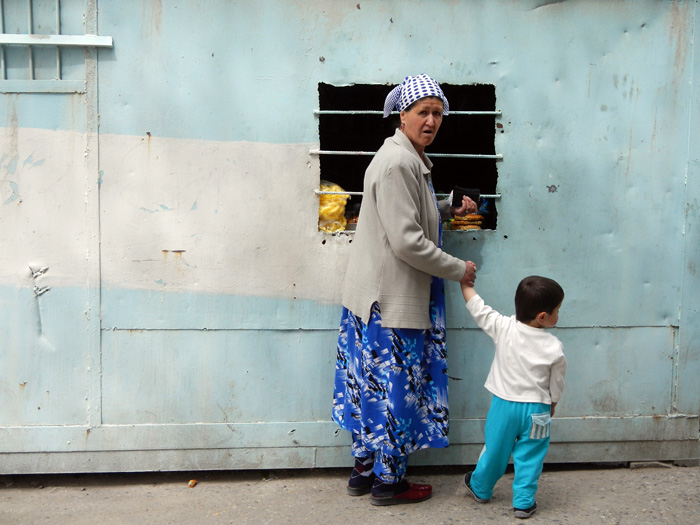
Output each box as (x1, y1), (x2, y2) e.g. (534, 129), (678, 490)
(1, 0), (698, 473)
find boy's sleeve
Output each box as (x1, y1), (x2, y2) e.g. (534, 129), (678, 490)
(466, 294), (506, 339)
(549, 349), (567, 403)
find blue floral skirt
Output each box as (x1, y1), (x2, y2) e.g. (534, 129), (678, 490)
(332, 276), (449, 459)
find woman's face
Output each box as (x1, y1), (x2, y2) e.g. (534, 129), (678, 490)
(400, 97), (444, 155)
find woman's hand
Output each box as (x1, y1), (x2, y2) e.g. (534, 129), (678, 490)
(451, 195), (478, 216)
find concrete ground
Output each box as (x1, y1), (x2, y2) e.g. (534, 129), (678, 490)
(1, 463), (698, 524)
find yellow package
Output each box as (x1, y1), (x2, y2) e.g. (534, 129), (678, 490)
(319, 181), (350, 232)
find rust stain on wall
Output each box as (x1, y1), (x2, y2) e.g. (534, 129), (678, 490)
(668, 1), (692, 89)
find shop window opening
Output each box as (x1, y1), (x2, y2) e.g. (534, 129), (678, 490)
(314, 82), (501, 232)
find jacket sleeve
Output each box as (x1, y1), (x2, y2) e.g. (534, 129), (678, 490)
(438, 198), (453, 221)
(375, 160), (465, 282)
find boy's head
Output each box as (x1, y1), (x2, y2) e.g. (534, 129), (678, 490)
(515, 276), (565, 325)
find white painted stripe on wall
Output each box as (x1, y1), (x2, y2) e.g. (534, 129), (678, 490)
(1, 128), (93, 289)
(1, 128), (355, 304)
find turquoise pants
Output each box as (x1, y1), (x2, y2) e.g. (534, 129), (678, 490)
(470, 395), (552, 509)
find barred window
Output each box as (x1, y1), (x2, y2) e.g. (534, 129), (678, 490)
(0, 0), (112, 93)
(315, 82), (501, 231)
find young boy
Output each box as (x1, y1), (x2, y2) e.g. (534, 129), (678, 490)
(461, 271), (566, 519)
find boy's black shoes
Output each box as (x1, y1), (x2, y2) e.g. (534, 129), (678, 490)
(514, 502), (537, 519)
(463, 471), (490, 503)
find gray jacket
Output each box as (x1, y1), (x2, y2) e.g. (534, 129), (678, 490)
(341, 129), (466, 329)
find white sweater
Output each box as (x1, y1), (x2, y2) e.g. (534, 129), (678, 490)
(466, 294), (567, 404)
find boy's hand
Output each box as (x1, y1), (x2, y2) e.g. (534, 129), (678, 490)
(551, 402), (557, 416)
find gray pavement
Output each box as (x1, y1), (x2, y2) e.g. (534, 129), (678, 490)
(1, 463), (699, 524)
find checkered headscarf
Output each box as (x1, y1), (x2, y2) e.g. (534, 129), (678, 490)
(383, 74), (449, 118)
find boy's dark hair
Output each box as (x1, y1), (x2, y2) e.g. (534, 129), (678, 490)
(515, 276), (565, 323)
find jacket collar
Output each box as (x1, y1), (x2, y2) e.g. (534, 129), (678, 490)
(390, 128), (433, 172)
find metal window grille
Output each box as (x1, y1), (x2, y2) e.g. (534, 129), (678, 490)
(313, 108), (502, 199)
(0, 0), (112, 93)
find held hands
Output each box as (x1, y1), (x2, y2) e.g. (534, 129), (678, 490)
(451, 195), (478, 216)
(461, 261), (477, 289)
(460, 261), (478, 302)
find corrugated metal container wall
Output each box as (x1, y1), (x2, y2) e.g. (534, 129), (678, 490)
(0, 0), (698, 473)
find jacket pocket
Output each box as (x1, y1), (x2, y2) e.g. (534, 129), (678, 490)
(529, 411), (551, 440)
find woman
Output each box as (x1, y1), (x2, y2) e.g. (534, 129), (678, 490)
(332, 74), (478, 506)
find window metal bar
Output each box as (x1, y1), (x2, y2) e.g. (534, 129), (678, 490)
(310, 149), (502, 160)
(316, 189), (501, 199)
(0, 33), (113, 47)
(315, 190), (365, 196)
(55, 0), (61, 80)
(314, 110), (501, 116)
(28, 0), (34, 80)
(0, 79), (83, 92)
(425, 152), (502, 159)
(436, 193), (501, 199)
(0, 0), (6, 80)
